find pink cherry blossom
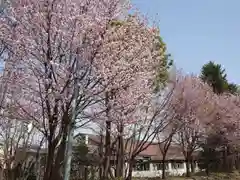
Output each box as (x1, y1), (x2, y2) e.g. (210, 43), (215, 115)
(0, 0), (130, 179)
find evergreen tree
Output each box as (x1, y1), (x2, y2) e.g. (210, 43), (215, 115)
(200, 61), (239, 94)
(200, 61), (228, 94)
(227, 83), (238, 94)
(200, 61), (239, 174)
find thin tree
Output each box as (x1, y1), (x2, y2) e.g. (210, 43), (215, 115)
(156, 120), (180, 179)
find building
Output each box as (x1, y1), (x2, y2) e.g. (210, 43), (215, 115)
(84, 133), (200, 178)
(10, 133), (200, 178)
(131, 143), (199, 177)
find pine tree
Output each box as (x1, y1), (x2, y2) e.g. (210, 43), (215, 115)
(200, 61), (228, 94)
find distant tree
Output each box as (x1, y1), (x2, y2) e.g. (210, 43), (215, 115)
(200, 61), (228, 94)
(200, 61), (238, 95)
(198, 133), (225, 175)
(71, 138), (90, 180)
(227, 83), (238, 94)
(200, 61), (240, 174)
(153, 35), (173, 91)
(170, 73), (216, 177)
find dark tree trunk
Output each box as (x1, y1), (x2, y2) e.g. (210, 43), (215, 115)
(161, 155), (167, 179)
(84, 167), (88, 180)
(102, 120), (111, 180)
(116, 125), (124, 178)
(206, 164), (209, 176)
(52, 140), (66, 180)
(236, 153), (240, 171)
(190, 159), (195, 173)
(126, 159), (134, 180)
(99, 165), (103, 180)
(43, 144), (55, 180)
(205, 147), (210, 176)
(102, 92), (111, 180)
(52, 128), (68, 180)
(90, 166), (95, 180)
(0, 166), (3, 180)
(186, 156), (191, 177)
(98, 134), (104, 179)
(223, 146), (227, 172)
(43, 115), (69, 180)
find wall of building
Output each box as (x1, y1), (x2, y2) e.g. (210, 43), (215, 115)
(132, 162), (199, 177)
(83, 134), (201, 178)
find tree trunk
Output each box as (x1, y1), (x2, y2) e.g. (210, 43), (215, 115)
(102, 92), (112, 180)
(84, 167), (88, 180)
(52, 126), (68, 180)
(102, 120), (111, 180)
(126, 159), (134, 180)
(205, 162), (210, 176)
(36, 155), (41, 180)
(0, 166), (3, 180)
(190, 159), (195, 173)
(43, 145), (55, 180)
(90, 166), (95, 180)
(186, 156), (191, 177)
(162, 155), (167, 179)
(236, 153), (240, 171)
(116, 125), (124, 178)
(4, 163), (11, 180)
(223, 146), (227, 172)
(98, 134), (104, 179)
(52, 141), (66, 180)
(99, 165), (102, 180)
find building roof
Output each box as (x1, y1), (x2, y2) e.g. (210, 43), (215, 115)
(16, 134), (200, 162)
(133, 144), (184, 160)
(87, 134), (200, 161)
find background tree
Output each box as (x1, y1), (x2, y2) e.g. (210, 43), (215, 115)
(198, 133), (224, 175)
(170, 73), (216, 177)
(200, 61), (228, 94)
(71, 137), (93, 180)
(200, 61), (240, 174)
(200, 61), (238, 94)
(227, 83), (238, 94)
(0, 57), (45, 180)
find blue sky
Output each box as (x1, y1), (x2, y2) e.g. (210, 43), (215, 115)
(131, 0), (240, 84)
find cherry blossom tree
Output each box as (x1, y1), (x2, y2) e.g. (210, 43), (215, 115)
(0, 0), (171, 180)
(0, 62), (45, 180)
(170, 73), (216, 177)
(213, 93), (240, 144)
(206, 93), (240, 172)
(92, 88), (174, 180)
(0, 1), (175, 180)
(72, 14), (172, 180)
(0, 0), (129, 180)
(97, 17), (172, 180)
(0, 119), (45, 180)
